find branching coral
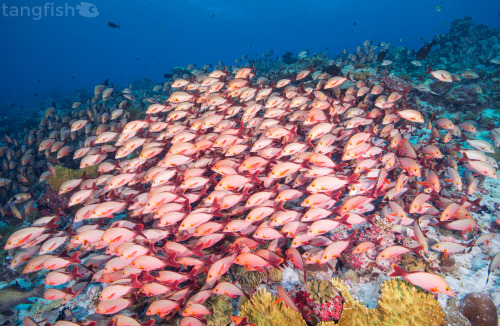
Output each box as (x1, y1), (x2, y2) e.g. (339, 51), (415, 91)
(239, 288), (306, 326)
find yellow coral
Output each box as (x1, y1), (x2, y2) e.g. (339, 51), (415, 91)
(48, 165), (98, 191)
(307, 279), (337, 304)
(330, 278), (446, 326)
(239, 288), (306, 326)
(330, 278), (371, 326)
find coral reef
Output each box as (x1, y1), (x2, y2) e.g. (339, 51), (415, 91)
(330, 278), (446, 326)
(238, 288), (307, 326)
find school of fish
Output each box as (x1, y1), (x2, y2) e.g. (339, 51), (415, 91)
(2, 60), (500, 326)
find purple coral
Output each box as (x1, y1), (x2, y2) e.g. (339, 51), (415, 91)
(295, 289), (343, 322)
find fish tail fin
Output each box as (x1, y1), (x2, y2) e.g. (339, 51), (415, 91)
(274, 200), (285, 212)
(70, 266), (83, 278)
(187, 268), (199, 279)
(389, 264), (408, 277)
(471, 197), (481, 207)
(131, 224), (146, 239)
(241, 186), (251, 198)
(145, 240), (157, 255)
(412, 245), (424, 257)
(139, 270), (155, 282)
(130, 274), (143, 289)
(69, 252), (81, 264)
(191, 244), (206, 258)
(249, 170), (261, 184)
(425, 65), (432, 75)
(141, 320), (155, 326)
(208, 173), (218, 185)
(338, 214), (352, 228)
(347, 172), (360, 184)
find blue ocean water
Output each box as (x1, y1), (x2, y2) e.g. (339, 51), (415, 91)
(0, 0), (499, 112)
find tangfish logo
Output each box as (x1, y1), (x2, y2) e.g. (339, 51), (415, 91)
(76, 2), (99, 18)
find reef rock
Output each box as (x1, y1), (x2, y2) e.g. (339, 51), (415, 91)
(459, 292), (498, 326)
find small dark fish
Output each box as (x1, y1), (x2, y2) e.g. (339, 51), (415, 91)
(33, 93), (38, 97)
(0, 284), (44, 315)
(324, 65), (341, 77)
(353, 21), (357, 26)
(211, 13), (215, 18)
(107, 22), (120, 29)
(376, 50), (387, 61)
(163, 73), (172, 78)
(416, 37), (438, 60)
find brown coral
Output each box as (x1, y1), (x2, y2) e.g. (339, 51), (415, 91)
(306, 280), (337, 304)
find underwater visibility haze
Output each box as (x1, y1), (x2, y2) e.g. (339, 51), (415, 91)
(0, 0), (500, 325)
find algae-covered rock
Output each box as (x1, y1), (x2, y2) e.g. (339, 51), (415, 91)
(232, 265), (265, 288)
(47, 165), (98, 192)
(239, 288), (306, 326)
(205, 294), (235, 326)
